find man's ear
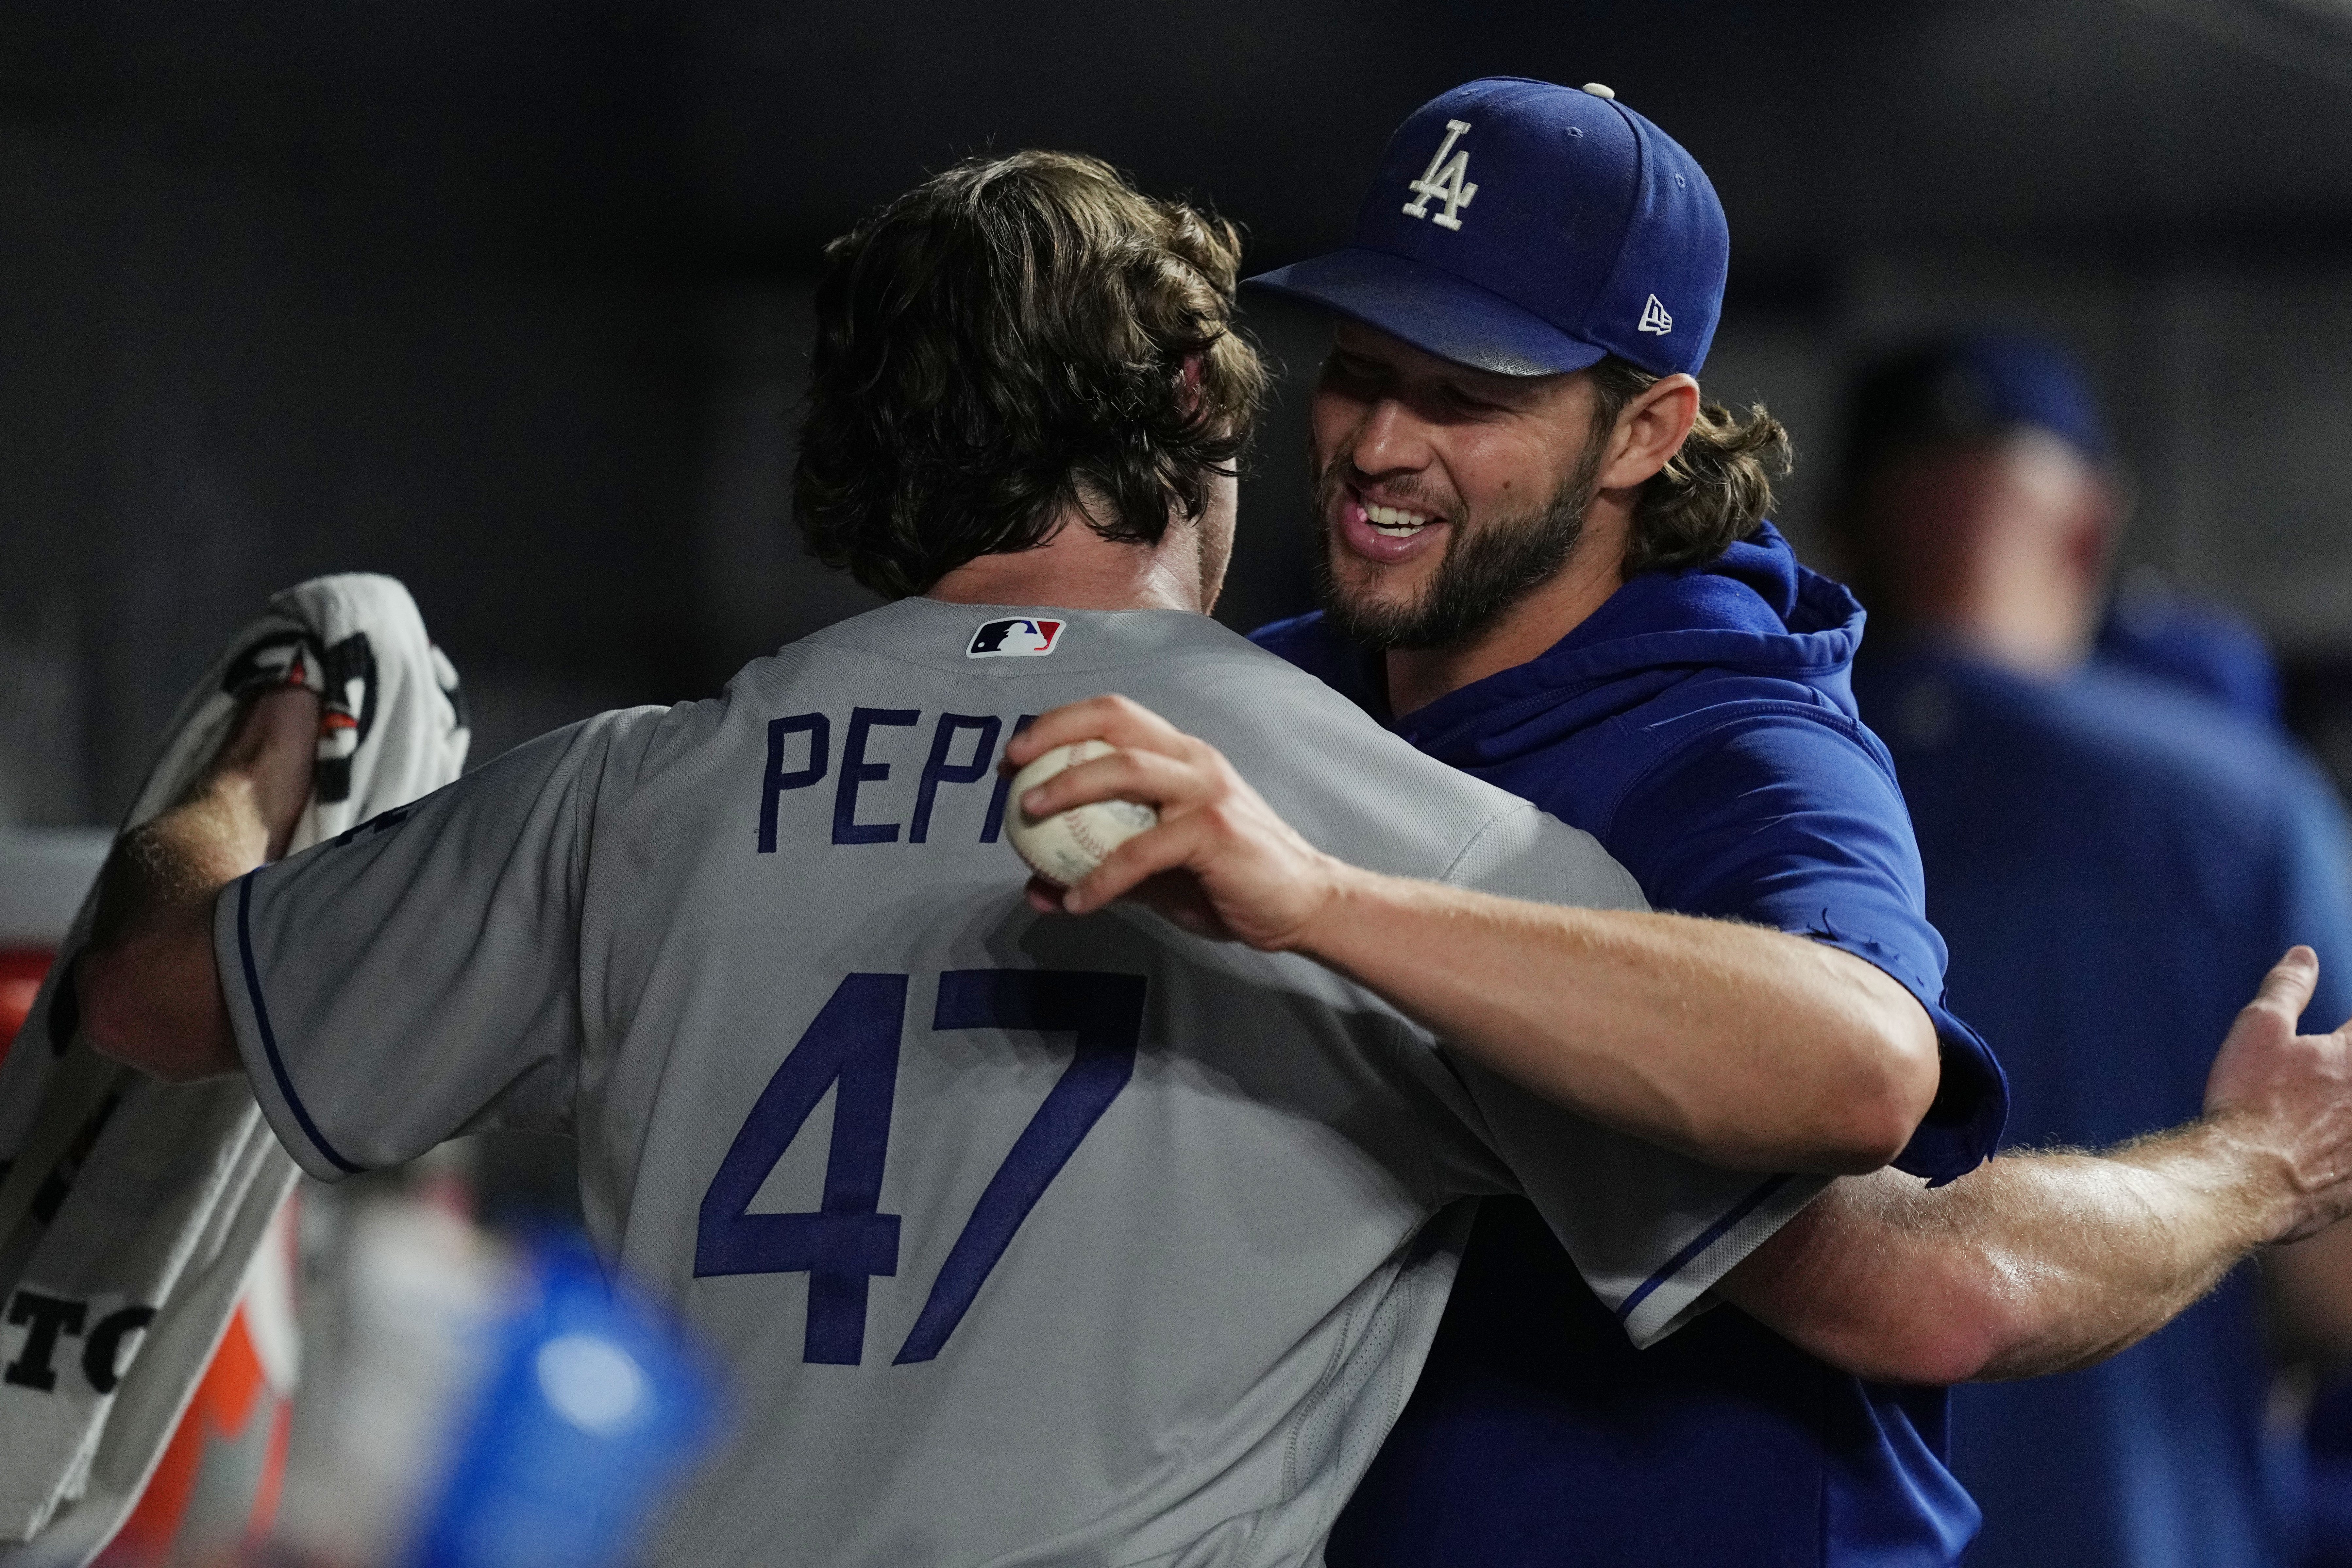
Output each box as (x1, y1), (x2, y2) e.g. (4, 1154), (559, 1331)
(1597, 373), (1701, 492)
(1177, 352), (1205, 415)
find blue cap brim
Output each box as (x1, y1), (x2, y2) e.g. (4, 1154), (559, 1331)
(1244, 247), (1608, 378)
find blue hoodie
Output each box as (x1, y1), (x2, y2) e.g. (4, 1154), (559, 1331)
(1253, 523), (2005, 1566)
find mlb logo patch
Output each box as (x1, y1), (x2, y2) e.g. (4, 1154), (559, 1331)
(967, 617), (1066, 658)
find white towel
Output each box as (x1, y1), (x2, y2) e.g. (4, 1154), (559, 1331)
(0, 574), (468, 1560)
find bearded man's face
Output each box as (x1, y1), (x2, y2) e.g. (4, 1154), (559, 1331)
(1307, 321), (1608, 652)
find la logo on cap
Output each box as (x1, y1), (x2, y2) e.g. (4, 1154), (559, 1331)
(967, 617), (1065, 658)
(1402, 118), (1478, 231)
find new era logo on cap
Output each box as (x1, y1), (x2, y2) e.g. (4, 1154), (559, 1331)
(1638, 294), (1673, 335)
(967, 617), (1066, 658)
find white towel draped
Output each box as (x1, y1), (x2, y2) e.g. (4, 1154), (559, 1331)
(0, 574), (467, 1560)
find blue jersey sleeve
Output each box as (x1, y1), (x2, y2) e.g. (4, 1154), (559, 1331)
(1604, 708), (2008, 1182)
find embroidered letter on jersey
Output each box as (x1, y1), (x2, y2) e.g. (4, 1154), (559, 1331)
(967, 619), (1065, 658)
(1402, 119), (1478, 231)
(1638, 294), (1674, 336)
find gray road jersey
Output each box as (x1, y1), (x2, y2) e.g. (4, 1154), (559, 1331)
(217, 599), (1823, 1568)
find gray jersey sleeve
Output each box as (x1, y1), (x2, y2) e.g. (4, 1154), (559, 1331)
(215, 711), (645, 1179)
(1426, 803), (1829, 1348)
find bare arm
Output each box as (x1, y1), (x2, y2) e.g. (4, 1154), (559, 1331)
(1006, 695), (1941, 1174)
(1279, 872), (1934, 1173)
(77, 687), (321, 1081)
(1716, 948), (2352, 1383)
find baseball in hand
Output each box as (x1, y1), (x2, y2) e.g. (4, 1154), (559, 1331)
(1006, 740), (1159, 887)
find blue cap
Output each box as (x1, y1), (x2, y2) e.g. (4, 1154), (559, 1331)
(1245, 77), (1728, 378)
(1844, 333), (2111, 476)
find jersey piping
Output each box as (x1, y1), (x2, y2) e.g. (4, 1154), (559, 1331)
(1614, 1171), (1791, 1325)
(232, 871), (361, 1175)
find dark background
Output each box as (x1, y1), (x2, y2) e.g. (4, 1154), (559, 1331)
(8, 0), (2352, 821)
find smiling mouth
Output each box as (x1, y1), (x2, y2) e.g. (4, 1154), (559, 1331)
(1327, 480), (1452, 567)
(1363, 502), (1435, 538)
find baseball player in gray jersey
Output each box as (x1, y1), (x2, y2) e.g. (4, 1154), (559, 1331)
(67, 152), (2209, 1565)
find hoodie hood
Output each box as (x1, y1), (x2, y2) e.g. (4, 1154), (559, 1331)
(1393, 522), (1868, 770)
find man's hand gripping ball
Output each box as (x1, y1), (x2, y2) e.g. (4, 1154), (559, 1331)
(1002, 695), (1344, 951)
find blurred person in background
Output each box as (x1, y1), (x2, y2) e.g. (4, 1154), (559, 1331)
(1836, 332), (2352, 1568)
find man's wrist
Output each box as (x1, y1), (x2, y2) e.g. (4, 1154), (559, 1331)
(1280, 855), (1382, 963)
(2211, 1109), (2337, 1246)
(2122, 1113), (2300, 1249)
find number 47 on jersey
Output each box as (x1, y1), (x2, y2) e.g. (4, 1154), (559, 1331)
(694, 969), (1147, 1366)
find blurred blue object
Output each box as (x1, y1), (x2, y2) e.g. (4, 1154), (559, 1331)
(2305, 1378), (2352, 1568)
(2096, 577), (2283, 726)
(405, 1243), (717, 1568)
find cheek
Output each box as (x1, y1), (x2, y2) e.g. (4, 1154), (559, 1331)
(1452, 433), (1548, 514)
(1307, 393), (1359, 466)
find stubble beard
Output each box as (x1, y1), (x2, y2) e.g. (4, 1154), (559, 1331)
(1311, 436), (1607, 653)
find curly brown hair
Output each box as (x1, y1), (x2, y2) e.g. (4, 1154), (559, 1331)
(793, 151), (1268, 599)
(1587, 357), (1792, 575)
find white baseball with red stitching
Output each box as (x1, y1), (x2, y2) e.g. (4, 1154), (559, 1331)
(1006, 740), (1159, 888)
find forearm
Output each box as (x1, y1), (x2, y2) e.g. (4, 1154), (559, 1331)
(1934, 1130), (2272, 1380)
(1290, 862), (1940, 1173)
(1006, 694), (1938, 1172)
(79, 785), (265, 1080)
(79, 688), (317, 1080)
(1717, 950), (2352, 1385)
(1724, 1125), (2280, 1383)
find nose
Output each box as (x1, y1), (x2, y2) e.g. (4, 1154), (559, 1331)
(1345, 397), (1435, 482)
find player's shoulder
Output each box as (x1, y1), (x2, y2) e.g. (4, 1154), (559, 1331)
(1867, 654), (2344, 868)
(1636, 663), (1892, 768)
(458, 703), (682, 793)
(676, 599), (1638, 902)
(486, 700), (722, 822)
(1554, 668), (1911, 862)
(2082, 668), (2352, 849)
(1988, 659), (2318, 818)
(2071, 664), (2303, 770)
(1128, 628), (1640, 901)
(782, 598), (1227, 678)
